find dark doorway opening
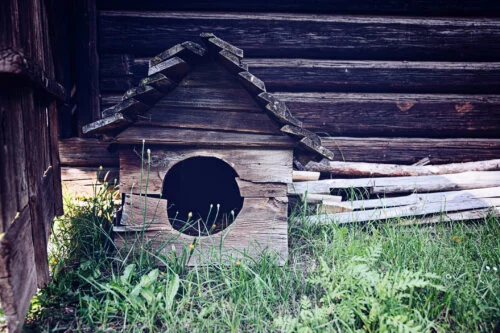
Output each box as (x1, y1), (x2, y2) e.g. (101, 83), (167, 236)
(162, 156), (243, 236)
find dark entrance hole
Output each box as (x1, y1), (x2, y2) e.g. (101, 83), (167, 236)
(162, 157), (243, 236)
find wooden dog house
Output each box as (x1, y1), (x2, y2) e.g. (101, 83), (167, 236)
(83, 33), (333, 264)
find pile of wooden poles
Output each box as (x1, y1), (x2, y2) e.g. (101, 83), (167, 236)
(290, 159), (500, 225)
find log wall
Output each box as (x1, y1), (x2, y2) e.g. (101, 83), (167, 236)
(60, 1), (500, 175)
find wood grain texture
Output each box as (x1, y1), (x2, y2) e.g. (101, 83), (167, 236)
(275, 93), (500, 138)
(99, 11), (500, 61)
(305, 159), (500, 177)
(61, 167), (120, 198)
(135, 108), (282, 135)
(321, 137), (500, 164)
(347, 186), (500, 211)
(115, 196), (288, 265)
(96, 0), (500, 17)
(304, 193), (500, 225)
(75, 0), (100, 132)
(58, 138), (119, 166)
(119, 147), (293, 195)
(0, 84), (29, 233)
(102, 92), (500, 139)
(0, 206), (38, 332)
(289, 171), (500, 195)
(101, 56), (500, 94)
(114, 127), (296, 147)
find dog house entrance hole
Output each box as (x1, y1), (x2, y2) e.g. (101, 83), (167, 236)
(162, 156), (243, 236)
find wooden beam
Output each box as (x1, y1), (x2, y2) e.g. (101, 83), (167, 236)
(288, 171), (500, 195)
(58, 138), (118, 167)
(320, 137), (500, 165)
(305, 159), (500, 177)
(245, 59), (500, 94)
(96, 0), (500, 17)
(99, 12), (500, 61)
(276, 93), (500, 138)
(100, 57), (500, 94)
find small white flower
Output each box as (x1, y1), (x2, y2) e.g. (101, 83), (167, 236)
(493, 267), (498, 271)
(486, 266), (491, 271)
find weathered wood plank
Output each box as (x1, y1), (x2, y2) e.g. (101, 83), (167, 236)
(96, 0), (500, 17)
(289, 171), (500, 195)
(58, 138), (119, 166)
(82, 112), (133, 135)
(275, 93), (500, 138)
(348, 186), (500, 211)
(114, 126), (296, 147)
(244, 59), (500, 94)
(99, 12), (500, 61)
(304, 193), (500, 225)
(398, 207), (500, 226)
(235, 178), (288, 198)
(120, 148), (293, 194)
(0, 205), (37, 333)
(292, 171), (320, 182)
(61, 166), (120, 198)
(149, 41), (206, 67)
(301, 193), (343, 204)
(305, 159), (500, 177)
(321, 137), (500, 165)
(75, 0), (100, 133)
(99, 57), (500, 94)
(120, 194), (170, 229)
(0, 84), (29, 232)
(148, 56), (191, 82)
(136, 108), (282, 135)
(114, 196), (288, 265)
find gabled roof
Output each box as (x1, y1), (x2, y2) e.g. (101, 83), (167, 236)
(83, 33), (333, 160)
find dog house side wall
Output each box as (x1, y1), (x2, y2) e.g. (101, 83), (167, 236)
(116, 145), (292, 264)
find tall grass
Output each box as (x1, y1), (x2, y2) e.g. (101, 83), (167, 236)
(24, 175), (500, 332)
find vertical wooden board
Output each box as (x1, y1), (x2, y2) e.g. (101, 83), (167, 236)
(119, 147), (293, 195)
(75, 0), (100, 132)
(0, 85), (29, 233)
(115, 197), (288, 265)
(0, 205), (38, 333)
(20, 88), (49, 287)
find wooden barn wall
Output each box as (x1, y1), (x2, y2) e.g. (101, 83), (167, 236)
(0, 0), (65, 330)
(60, 1), (500, 183)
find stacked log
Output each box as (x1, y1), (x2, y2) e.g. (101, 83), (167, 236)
(290, 159), (500, 225)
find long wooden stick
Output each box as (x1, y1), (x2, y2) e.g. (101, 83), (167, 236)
(305, 159), (500, 177)
(288, 171), (500, 195)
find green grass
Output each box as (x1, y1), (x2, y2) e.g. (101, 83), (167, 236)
(23, 183), (500, 332)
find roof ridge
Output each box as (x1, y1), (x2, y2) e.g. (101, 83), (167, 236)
(82, 33), (333, 160)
